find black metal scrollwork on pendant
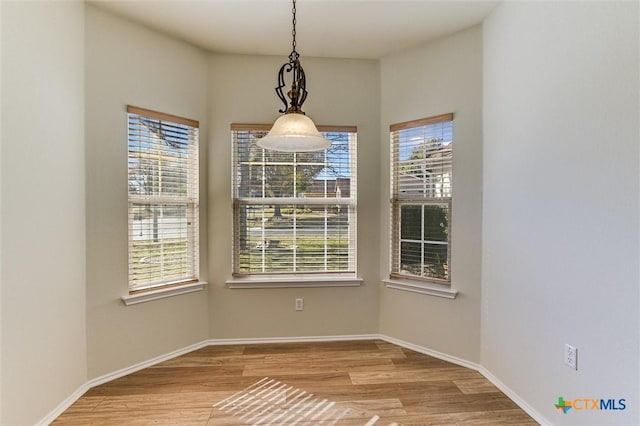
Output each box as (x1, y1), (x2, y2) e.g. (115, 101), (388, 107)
(275, 51), (309, 115)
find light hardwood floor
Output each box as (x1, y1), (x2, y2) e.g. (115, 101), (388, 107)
(53, 340), (537, 425)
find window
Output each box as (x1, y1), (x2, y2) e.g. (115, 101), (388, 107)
(127, 106), (199, 293)
(390, 113), (453, 284)
(232, 124), (357, 276)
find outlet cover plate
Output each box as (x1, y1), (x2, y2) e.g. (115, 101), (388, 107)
(565, 344), (577, 370)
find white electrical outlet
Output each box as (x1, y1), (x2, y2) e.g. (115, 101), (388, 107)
(564, 344), (577, 370)
(295, 298), (304, 311)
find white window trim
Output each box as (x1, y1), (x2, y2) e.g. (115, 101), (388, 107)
(127, 105), (200, 294)
(383, 277), (458, 299)
(389, 113), (454, 285)
(231, 124), (358, 278)
(226, 275), (362, 289)
(122, 281), (208, 306)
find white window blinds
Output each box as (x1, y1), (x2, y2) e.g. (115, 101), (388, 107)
(232, 124), (357, 275)
(390, 113), (453, 283)
(127, 106), (199, 292)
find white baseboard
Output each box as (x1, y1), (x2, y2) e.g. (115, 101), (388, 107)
(377, 334), (550, 426)
(477, 366), (551, 426)
(36, 383), (90, 426)
(37, 334), (378, 425)
(38, 333), (550, 426)
(37, 339), (210, 426)
(378, 334), (481, 371)
(86, 340), (212, 389)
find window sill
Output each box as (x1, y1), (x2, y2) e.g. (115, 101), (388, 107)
(383, 278), (458, 299)
(226, 275), (363, 289)
(121, 281), (208, 306)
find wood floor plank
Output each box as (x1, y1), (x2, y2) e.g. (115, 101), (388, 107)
(53, 396), (104, 415)
(241, 340), (381, 355)
(453, 378), (500, 395)
(243, 357), (396, 377)
(310, 381), (464, 402)
(184, 345), (246, 357)
(350, 367), (482, 385)
(262, 347), (407, 364)
(55, 407), (213, 425)
(54, 340), (537, 425)
(392, 350), (460, 370)
(254, 372), (354, 388)
(449, 409), (539, 425)
(339, 398), (407, 418)
(152, 354), (265, 369)
(88, 391), (221, 411)
(402, 392), (520, 416)
(85, 366), (248, 397)
(384, 412), (457, 425)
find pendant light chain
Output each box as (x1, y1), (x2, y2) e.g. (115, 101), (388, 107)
(290, 0), (298, 61)
(259, 0), (331, 151)
(278, 0), (308, 113)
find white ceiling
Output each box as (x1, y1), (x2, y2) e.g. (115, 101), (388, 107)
(90, 0), (499, 59)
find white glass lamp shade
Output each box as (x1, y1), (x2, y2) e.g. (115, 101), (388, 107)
(257, 112), (331, 152)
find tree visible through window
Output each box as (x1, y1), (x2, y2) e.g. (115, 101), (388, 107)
(127, 106), (199, 292)
(390, 114), (453, 283)
(232, 124), (357, 275)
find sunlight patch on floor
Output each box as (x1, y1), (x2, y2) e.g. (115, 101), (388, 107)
(213, 377), (394, 425)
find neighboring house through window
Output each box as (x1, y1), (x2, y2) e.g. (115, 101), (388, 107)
(390, 113), (453, 284)
(232, 124), (357, 276)
(127, 106), (200, 292)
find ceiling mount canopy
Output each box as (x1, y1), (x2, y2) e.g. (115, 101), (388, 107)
(257, 0), (330, 152)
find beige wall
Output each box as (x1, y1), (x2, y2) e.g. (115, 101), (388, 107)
(1, 1), (87, 424)
(85, 5), (209, 379)
(207, 54), (381, 338)
(482, 2), (639, 424)
(378, 26), (483, 363)
(7, 3), (639, 425)
(85, 3), (381, 378)
(1, 2), (4, 420)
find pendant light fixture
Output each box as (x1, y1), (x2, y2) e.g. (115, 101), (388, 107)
(257, 0), (330, 152)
